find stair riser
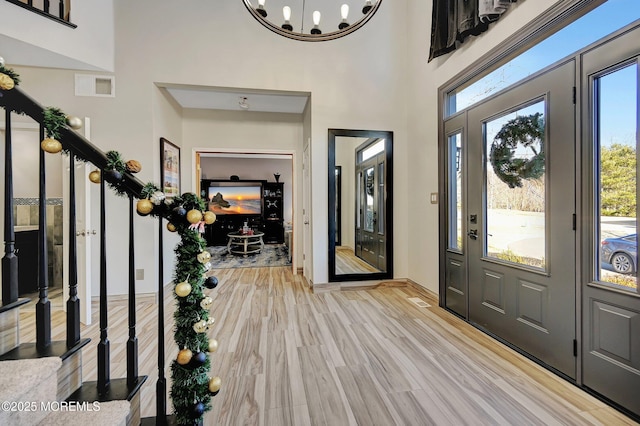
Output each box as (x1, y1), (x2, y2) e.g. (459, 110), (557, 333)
(57, 351), (83, 400)
(0, 308), (20, 356)
(126, 390), (141, 426)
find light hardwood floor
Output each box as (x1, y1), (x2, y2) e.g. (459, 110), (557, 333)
(335, 246), (380, 274)
(18, 267), (638, 425)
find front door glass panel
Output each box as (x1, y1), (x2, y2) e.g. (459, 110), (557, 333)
(596, 63), (638, 292)
(364, 167), (375, 232)
(448, 132), (463, 251)
(484, 100), (547, 269)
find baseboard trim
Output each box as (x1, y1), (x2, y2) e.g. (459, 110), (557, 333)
(91, 292), (157, 305)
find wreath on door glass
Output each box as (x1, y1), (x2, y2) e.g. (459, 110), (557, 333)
(489, 112), (545, 188)
(365, 170), (375, 196)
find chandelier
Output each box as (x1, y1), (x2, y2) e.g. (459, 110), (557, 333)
(243, 0), (382, 41)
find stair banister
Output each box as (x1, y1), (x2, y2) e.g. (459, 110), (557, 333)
(67, 153), (81, 348)
(127, 195), (139, 389)
(0, 87), (145, 197)
(97, 176), (110, 394)
(36, 123), (52, 350)
(2, 107), (18, 306)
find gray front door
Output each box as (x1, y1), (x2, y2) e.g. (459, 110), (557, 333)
(581, 25), (640, 417)
(466, 60), (577, 378)
(356, 152), (386, 270)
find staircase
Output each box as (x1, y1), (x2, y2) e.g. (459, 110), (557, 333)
(0, 82), (169, 423)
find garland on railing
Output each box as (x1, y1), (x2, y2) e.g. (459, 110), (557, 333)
(0, 64), (20, 90)
(35, 103), (221, 424)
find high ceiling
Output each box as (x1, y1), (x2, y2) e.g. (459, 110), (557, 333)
(162, 84), (310, 114)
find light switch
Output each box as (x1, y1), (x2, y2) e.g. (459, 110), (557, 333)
(430, 193), (438, 204)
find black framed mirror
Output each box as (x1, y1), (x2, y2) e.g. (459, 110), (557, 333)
(328, 129), (393, 282)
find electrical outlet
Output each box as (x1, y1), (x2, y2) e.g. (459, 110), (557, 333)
(136, 269), (144, 280)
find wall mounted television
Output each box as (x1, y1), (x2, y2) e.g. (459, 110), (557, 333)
(205, 181), (263, 215)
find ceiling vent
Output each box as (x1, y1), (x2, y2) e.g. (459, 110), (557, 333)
(75, 74), (115, 97)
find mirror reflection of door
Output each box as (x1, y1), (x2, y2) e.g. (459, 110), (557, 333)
(329, 129), (393, 282)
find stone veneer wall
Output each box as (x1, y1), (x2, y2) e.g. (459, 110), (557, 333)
(12, 198), (63, 289)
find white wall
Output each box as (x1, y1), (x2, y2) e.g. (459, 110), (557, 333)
(0, 129), (63, 198)
(0, 0), (114, 71)
(405, 0), (564, 293)
(4, 0), (573, 294)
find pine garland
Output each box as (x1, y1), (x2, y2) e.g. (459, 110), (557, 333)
(0, 65), (21, 85)
(43, 107), (67, 140)
(166, 192), (213, 425)
(4, 84), (219, 423)
(489, 113), (545, 188)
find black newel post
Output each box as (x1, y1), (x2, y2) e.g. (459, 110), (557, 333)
(127, 195), (139, 389)
(97, 176), (110, 394)
(43, 0), (50, 14)
(2, 108), (18, 306)
(66, 154), (80, 348)
(156, 216), (167, 425)
(58, 0), (64, 19)
(36, 124), (51, 350)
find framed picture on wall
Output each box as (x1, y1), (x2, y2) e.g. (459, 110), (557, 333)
(160, 137), (180, 199)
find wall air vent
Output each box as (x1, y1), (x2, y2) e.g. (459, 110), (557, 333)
(75, 74), (115, 97)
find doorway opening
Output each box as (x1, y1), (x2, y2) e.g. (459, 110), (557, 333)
(195, 151), (296, 273)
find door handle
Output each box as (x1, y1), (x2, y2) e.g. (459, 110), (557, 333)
(304, 220), (309, 225)
(468, 229), (478, 240)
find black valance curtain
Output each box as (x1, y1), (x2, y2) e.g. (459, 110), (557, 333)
(429, 0), (517, 62)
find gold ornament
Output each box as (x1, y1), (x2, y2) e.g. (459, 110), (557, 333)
(175, 281), (192, 297)
(197, 251), (211, 263)
(186, 209), (203, 224)
(193, 320), (208, 333)
(209, 376), (222, 393)
(200, 296), (213, 310)
(41, 138), (62, 154)
(208, 339), (219, 353)
(89, 170), (101, 184)
(0, 73), (15, 91)
(166, 222), (177, 232)
(204, 211), (217, 225)
(177, 348), (193, 365)
(206, 317), (215, 329)
(136, 199), (154, 216)
(66, 115), (83, 130)
(125, 160), (142, 173)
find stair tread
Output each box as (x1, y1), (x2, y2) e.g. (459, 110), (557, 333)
(0, 298), (29, 314)
(39, 400), (130, 426)
(0, 357), (61, 425)
(0, 338), (90, 361)
(0, 357), (61, 400)
(67, 376), (148, 403)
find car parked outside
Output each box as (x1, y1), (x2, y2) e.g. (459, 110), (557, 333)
(601, 234), (637, 274)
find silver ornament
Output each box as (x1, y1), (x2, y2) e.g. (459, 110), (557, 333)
(203, 262), (212, 272)
(0, 56), (4, 67)
(151, 191), (166, 205)
(193, 319), (208, 333)
(66, 115), (83, 130)
(200, 296), (213, 310)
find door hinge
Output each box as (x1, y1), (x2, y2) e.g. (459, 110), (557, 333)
(572, 213), (576, 231)
(572, 86), (576, 104)
(573, 339), (578, 357)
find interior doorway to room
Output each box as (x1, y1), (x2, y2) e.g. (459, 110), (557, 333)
(196, 152), (295, 272)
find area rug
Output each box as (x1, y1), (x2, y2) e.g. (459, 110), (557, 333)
(207, 244), (291, 269)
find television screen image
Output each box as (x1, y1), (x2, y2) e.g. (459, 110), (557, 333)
(207, 185), (262, 215)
